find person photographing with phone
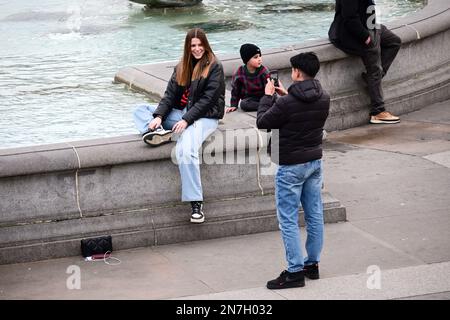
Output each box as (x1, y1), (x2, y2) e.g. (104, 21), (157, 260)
(226, 43), (271, 113)
(257, 52), (330, 289)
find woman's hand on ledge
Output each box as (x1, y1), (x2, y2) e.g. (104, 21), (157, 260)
(173, 119), (188, 133)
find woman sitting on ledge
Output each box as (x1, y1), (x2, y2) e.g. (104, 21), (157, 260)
(133, 28), (225, 224)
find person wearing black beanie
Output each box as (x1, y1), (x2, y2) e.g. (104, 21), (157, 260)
(227, 43), (270, 113)
(240, 43), (261, 65)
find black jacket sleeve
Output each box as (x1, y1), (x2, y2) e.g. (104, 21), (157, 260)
(341, 0), (370, 43)
(182, 62), (224, 125)
(230, 70), (242, 109)
(153, 68), (178, 121)
(256, 94), (288, 129)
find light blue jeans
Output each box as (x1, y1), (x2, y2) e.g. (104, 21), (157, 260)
(133, 104), (218, 202)
(275, 159), (324, 273)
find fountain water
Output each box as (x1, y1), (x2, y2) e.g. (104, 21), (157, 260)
(129, 0), (202, 7)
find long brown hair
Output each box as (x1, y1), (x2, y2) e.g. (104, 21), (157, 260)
(176, 28), (216, 86)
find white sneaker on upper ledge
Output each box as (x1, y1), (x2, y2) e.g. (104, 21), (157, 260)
(142, 126), (173, 147)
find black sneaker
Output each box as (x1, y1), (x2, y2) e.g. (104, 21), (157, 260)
(266, 270), (305, 290)
(190, 201), (204, 223)
(142, 126), (172, 147)
(303, 263), (320, 280)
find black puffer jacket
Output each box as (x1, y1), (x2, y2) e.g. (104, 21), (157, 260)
(257, 79), (330, 165)
(153, 60), (225, 125)
(329, 0), (375, 56)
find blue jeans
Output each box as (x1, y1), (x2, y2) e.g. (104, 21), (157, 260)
(275, 159), (324, 273)
(133, 104), (218, 202)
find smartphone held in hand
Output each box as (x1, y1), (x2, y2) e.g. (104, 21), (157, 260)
(270, 70), (279, 87)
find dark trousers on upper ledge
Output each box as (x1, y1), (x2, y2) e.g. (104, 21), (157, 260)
(361, 24), (402, 116)
(240, 96), (261, 112)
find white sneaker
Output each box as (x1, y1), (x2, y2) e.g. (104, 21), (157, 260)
(142, 126), (173, 147)
(190, 201), (205, 224)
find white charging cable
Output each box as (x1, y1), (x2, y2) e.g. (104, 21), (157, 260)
(84, 251), (121, 265)
(66, 143), (83, 218)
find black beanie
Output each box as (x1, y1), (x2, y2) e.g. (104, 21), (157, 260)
(240, 43), (261, 64)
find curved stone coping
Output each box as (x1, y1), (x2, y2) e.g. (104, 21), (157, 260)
(0, 111), (264, 178)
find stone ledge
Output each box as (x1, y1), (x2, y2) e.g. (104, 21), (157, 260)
(0, 111), (262, 178)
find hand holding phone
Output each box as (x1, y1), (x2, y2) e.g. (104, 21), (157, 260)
(275, 79), (288, 96)
(270, 70), (279, 87)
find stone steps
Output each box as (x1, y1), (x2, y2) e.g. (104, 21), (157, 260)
(0, 191), (345, 264)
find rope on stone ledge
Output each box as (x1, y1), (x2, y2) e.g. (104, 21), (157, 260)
(403, 23), (421, 40)
(66, 143), (83, 218)
(249, 124), (265, 196)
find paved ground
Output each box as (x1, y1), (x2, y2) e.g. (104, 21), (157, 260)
(0, 100), (449, 300)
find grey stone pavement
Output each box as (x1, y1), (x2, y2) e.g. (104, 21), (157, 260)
(0, 100), (449, 300)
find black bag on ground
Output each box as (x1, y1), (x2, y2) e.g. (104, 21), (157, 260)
(81, 235), (113, 257)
